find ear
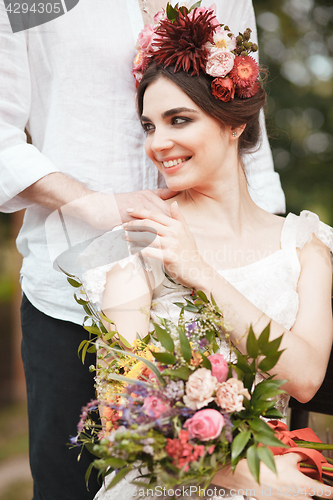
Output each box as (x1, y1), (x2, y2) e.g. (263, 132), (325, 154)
(230, 124), (246, 139)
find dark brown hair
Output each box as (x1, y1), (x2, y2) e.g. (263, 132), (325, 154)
(136, 63), (266, 155)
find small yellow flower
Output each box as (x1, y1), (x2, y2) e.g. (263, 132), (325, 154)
(138, 349), (154, 361)
(127, 361), (145, 380)
(132, 338), (141, 351)
(191, 352), (203, 367)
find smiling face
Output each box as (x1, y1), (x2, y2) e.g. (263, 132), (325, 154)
(141, 76), (240, 194)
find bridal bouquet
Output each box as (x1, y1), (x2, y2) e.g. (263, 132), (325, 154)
(67, 270), (290, 493)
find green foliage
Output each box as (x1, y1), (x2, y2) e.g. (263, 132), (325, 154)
(246, 445), (260, 483)
(178, 326), (192, 362)
(106, 465), (133, 489)
(201, 354), (212, 370)
(153, 323), (175, 352)
(246, 326), (259, 358)
(231, 431), (251, 463)
(67, 278), (82, 288)
(152, 351), (176, 365)
(162, 366), (191, 380)
(166, 1), (202, 21)
(257, 446), (277, 474)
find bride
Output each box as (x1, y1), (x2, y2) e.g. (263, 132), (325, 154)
(82, 4), (333, 499)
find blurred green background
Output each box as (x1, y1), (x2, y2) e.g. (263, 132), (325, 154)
(254, 0), (333, 223)
(0, 0), (332, 497)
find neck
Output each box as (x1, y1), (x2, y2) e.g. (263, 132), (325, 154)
(174, 162), (260, 235)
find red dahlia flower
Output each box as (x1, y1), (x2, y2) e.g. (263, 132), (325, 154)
(229, 55), (259, 88)
(152, 8), (216, 76)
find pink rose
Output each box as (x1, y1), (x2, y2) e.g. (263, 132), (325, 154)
(183, 368), (217, 410)
(215, 378), (250, 413)
(137, 24), (157, 53)
(184, 409), (224, 441)
(206, 49), (235, 78)
(208, 353), (228, 383)
(143, 396), (171, 418)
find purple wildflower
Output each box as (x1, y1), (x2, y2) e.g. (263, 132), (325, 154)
(199, 338), (209, 349)
(186, 322), (198, 335)
(126, 384), (148, 398)
(77, 399), (99, 434)
(223, 413), (234, 443)
(69, 436), (79, 446)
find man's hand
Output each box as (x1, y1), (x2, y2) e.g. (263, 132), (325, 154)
(115, 188), (178, 223)
(21, 172), (178, 230)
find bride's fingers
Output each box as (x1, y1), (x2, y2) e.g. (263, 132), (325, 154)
(170, 200), (186, 223)
(124, 219), (171, 238)
(126, 207), (180, 227)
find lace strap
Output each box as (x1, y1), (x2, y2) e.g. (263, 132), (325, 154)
(280, 211), (333, 280)
(295, 210), (333, 254)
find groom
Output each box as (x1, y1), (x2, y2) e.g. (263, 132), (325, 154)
(0, 0), (285, 499)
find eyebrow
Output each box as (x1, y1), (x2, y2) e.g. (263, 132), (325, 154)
(141, 107), (199, 122)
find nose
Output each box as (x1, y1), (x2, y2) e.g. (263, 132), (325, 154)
(149, 127), (174, 153)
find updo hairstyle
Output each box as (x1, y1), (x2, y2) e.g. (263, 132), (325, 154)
(136, 63), (267, 156)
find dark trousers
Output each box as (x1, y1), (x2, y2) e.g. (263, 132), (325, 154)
(21, 294), (100, 500)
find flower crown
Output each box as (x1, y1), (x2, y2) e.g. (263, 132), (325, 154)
(133, 1), (260, 102)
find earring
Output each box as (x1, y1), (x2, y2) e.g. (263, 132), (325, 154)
(232, 132), (237, 137)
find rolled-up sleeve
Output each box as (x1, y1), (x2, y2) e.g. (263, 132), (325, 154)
(0, 2), (58, 213)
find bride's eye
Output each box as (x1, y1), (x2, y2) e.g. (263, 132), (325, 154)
(141, 122), (155, 133)
(172, 116), (192, 125)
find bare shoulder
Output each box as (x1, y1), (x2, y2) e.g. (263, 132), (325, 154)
(299, 233), (332, 270)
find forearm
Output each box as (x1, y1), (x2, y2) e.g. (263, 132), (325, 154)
(20, 172), (91, 208)
(192, 265), (320, 401)
(102, 261), (152, 345)
(20, 172), (122, 229)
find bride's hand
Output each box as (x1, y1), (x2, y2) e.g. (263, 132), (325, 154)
(124, 201), (213, 288)
(212, 453), (333, 500)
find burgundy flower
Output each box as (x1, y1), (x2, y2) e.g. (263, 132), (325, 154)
(211, 77), (235, 102)
(152, 8), (217, 76)
(237, 81), (260, 99)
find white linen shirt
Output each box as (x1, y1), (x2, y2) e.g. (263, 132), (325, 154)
(0, 0), (285, 324)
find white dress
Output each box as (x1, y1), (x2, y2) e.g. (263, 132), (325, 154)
(81, 211), (333, 500)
